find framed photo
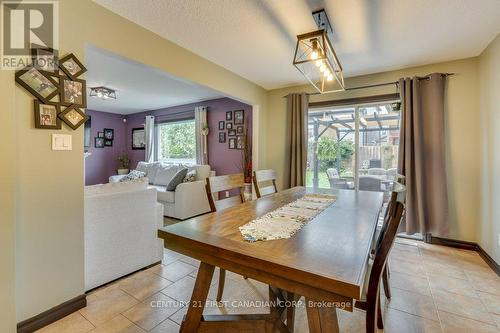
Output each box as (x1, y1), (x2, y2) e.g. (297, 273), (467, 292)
(237, 135), (245, 149)
(95, 137), (104, 148)
(104, 139), (113, 147)
(234, 110), (244, 124)
(237, 126), (244, 134)
(58, 106), (88, 130)
(31, 45), (58, 74)
(228, 138), (236, 149)
(219, 132), (226, 143)
(226, 111), (232, 121)
(59, 53), (87, 79)
(15, 66), (59, 103)
(132, 127), (145, 150)
(34, 100), (61, 129)
(61, 77), (86, 108)
(226, 122), (233, 130)
(103, 128), (114, 140)
(218, 121), (225, 130)
(228, 129), (236, 136)
(97, 132), (104, 138)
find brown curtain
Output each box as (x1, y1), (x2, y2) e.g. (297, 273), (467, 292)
(398, 73), (449, 237)
(287, 93), (309, 187)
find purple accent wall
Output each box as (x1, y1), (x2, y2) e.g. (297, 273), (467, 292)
(125, 98), (252, 178)
(85, 110), (127, 185)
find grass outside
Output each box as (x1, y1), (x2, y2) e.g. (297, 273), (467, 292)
(306, 170), (330, 188)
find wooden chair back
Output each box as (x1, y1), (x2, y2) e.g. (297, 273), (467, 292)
(252, 169), (278, 198)
(365, 182), (406, 332)
(205, 173), (245, 212)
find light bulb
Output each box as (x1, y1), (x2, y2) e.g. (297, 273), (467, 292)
(310, 51), (318, 60)
(327, 75), (333, 81)
(315, 60), (323, 67)
(97, 92), (103, 98)
(319, 64), (326, 72)
(323, 69), (331, 77)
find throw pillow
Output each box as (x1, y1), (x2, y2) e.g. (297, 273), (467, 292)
(166, 167), (188, 191)
(136, 161), (148, 173)
(183, 170), (197, 183)
(154, 165), (178, 186)
(119, 170), (146, 182)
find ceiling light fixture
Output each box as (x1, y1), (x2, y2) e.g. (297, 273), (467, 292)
(293, 9), (345, 93)
(89, 86), (117, 100)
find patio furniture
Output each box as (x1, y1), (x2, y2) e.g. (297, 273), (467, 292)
(369, 159), (382, 168)
(359, 175), (384, 192)
(326, 168), (350, 189)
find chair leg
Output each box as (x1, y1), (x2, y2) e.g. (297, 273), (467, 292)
(382, 266), (391, 299)
(216, 268), (226, 302)
(377, 294), (384, 330)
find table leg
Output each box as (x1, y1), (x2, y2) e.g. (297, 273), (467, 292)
(305, 299), (340, 333)
(180, 262), (215, 333)
(286, 292), (297, 332)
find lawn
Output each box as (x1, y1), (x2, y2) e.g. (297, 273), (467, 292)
(306, 170), (330, 188)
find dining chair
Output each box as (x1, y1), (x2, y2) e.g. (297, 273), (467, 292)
(252, 169), (278, 198)
(355, 181), (406, 333)
(205, 173), (246, 301)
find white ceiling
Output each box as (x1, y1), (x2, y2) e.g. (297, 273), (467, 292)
(94, 0), (500, 90)
(85, 45), (223, 114)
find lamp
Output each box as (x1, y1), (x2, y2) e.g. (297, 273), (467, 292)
(89, 86), (117, 100)
(293, 10), (345, 93)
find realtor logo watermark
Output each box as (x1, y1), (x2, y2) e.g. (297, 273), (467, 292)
(1, 0), (58, 70)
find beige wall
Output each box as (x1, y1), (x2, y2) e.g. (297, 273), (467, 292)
(0, 69), (16, 332)
(479, 33), (500, 263)
(0, 0), (267, 326)
(266, 58), (481, 242)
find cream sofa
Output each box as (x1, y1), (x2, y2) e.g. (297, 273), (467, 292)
(84, 178), (164, 291)
(109, 162), (214, 220)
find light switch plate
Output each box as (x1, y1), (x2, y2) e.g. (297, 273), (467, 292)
(52, 134), (72, 151)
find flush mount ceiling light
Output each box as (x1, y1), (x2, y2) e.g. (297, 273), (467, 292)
(293, 9), (345, 94)
(89, 86), (117, 100)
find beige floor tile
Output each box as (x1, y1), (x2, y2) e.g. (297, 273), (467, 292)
(161, 275), (199, 303)
(492, 313), (500, 330)
(422, 261), (469, 280)
(390, 248), (422, 263)
(384, 307), (442, 333)
(119, 273), (172, 301)
(88, 315), (145, 333)
(122, 293), (182, 331)
(477, 291), (500, 315)
(168, 306), (187, 325)
(36, 312), (95, 333)
(154, 261), (196, 282)
(162, 249), (182, 265)
(439, 310), (500, 333)
(394, 242), (421, 254)
(80, 288), (138, 326)
(387, 287), (439, 321)
(390, 271), (432, 296)
(432, 289), (495, 324)
(467, 274), (500, 296)
(149, 319), (180, 333)
(428, 273), (478, 297)
(179, 256), (200, 268)
(389, 257), (426, 277)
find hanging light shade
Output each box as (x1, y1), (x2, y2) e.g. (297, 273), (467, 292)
(293, 29), (345, 93)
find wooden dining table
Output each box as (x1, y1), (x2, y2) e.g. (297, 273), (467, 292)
(157, 187), (384, 333)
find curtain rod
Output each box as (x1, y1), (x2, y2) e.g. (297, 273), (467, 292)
(283, 73), (455, 98)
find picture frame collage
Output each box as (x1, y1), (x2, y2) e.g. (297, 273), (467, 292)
(15, 45), (88, 131)
(218, 109), (245, 149)
(95, 128), (114, 148)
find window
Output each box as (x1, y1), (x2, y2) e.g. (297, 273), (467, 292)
(156, 119), (196, 164)
(307, 100), (401, 197)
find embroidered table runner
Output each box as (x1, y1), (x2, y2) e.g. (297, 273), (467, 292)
(239, 194), (337, 242)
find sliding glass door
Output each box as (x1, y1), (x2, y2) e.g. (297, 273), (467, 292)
(307, 100), (401, 196)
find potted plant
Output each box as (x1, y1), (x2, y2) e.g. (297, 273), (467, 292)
(117, 153), (130, 175)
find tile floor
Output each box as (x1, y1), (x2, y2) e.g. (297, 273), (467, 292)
(37, 238), (500, 333)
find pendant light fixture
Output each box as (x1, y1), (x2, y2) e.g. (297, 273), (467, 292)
(89, 86), (117, 100)
(293, 10), (345, 93)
